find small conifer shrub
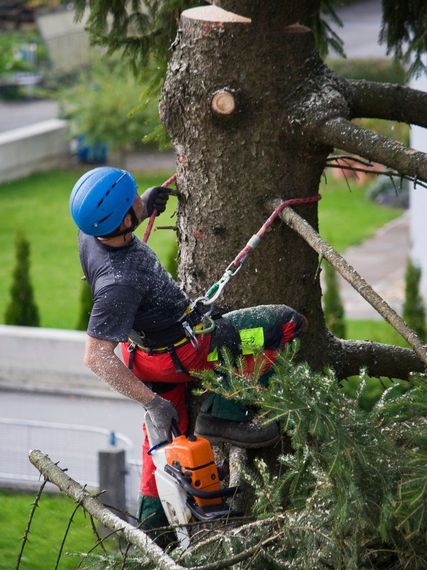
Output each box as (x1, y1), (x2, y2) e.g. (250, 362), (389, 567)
(5, 235), (40, 327)
(403, 259), (426, 341)
(323, 261), (346, 338)
(76, 278), (93, 331)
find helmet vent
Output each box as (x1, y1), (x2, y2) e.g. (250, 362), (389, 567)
(97, 198), (104, 207)
(96, 213), (113, 225)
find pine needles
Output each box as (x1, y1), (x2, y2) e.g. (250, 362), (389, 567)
(197, 345), (427, 569)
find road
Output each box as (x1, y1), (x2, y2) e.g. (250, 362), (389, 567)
(0, 390), (143, 459)
(0, 99), (59, 133)
(0, 390), (145, 492)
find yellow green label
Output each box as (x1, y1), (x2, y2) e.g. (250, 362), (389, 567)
(206, 327), (265, 361)
(240, 327), (264, 355)
(207, 347), (219, 362)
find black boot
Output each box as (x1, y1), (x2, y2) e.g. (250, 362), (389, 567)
(194, 413), (280, 448)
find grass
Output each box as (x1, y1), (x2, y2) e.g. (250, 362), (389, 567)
(346, 319), (409, 348)
(0, 490), (105, 569)
(341, 319), (412, 409)
(0, 168), (178, 329)
(0, 169), (402, 329)
(318, 175), (402, 251)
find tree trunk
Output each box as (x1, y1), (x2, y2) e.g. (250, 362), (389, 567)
(160, 3), (345, 368)
(161, 1), (427, 378)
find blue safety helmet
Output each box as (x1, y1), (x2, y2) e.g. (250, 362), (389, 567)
(69, 167), (137, 236)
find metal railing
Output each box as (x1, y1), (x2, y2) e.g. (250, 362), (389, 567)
(0, 417), (142, 513)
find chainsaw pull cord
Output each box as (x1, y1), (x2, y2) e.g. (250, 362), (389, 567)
(193, 193), (321, 311)
(143, 174), (177, 243)
(171, 419), (181, 438)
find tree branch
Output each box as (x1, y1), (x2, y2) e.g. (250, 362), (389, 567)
(316, 117), (427, 182)
(328, 335), (424, 380)
(325, 156), (427, 190)
(268, 199), (427, 368)
(28, 450), (185, 570)
(346, 80), (427, 128)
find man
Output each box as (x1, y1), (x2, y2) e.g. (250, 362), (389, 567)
(70, 166), (307, 538)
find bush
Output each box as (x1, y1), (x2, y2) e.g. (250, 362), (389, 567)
(59, 57), (164, 164)
(76, 278), (93, 331)
(367, 174), (409, 208)
(329, 58), (406, 84)
(403, 259), (426, 341)
(5, 234), (40, 326)
(323, 261), (346, 338)
(196, 351), (427, 569)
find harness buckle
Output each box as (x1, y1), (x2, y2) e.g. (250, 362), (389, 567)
(182, 320), (199, 350)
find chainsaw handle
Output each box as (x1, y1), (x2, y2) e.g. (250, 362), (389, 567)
(165, 464), (240, 499)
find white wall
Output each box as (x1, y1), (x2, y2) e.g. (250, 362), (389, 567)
(0, 119), (69, 183)
(0, 325), (122, 399)
(409, 70), (427, 297)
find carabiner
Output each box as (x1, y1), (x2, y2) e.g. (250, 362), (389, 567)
(226, 261), (244, 276)
(194, 314), (216, 335)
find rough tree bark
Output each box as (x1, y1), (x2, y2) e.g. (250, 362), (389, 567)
(160, 0), (427, 379)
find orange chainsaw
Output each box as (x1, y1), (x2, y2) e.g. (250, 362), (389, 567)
(145, 415), (241, 548)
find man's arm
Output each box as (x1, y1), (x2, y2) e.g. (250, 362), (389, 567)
(84, 335), (179, 441)
(84, 335), (156, 405)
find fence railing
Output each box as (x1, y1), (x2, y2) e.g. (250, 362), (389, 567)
(0, 417), (142, 514)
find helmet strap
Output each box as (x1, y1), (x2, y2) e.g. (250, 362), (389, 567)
(99, 207), (139, 240)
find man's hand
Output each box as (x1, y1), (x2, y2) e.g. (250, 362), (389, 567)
(144, 394), (179, 443)
(144, 186), (171, 217)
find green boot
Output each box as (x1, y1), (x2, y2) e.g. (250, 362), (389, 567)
(137, 495), (176, 549)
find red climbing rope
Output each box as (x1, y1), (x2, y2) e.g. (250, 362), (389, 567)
(143, 173), (177, 243)
(143, 172), (321, 307)
(231, 194), (321, 268)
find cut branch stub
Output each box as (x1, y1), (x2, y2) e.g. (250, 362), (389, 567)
(211, 88), (238, 117)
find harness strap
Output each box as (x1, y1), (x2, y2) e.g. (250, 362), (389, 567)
(127, 342), (137, 371)
(168, 346), (189, 374)
(127, 342), (180, 394)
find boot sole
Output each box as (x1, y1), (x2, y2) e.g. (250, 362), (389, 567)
(194, 431), (281, 448)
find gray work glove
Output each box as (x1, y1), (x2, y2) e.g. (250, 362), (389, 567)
(144, 394), (179, 443)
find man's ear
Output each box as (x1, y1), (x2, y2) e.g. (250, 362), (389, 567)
(122, 212), (132, 230)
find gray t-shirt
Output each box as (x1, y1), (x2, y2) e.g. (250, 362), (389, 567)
(78, 232), (188, 342)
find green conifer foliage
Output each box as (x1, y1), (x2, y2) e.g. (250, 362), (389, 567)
(76, 279), (93, 331)
(403, 259), (426, 342)
(195, 348), (427, 569)
(323, 261), (346, 338)
(5, 235), (40, 327)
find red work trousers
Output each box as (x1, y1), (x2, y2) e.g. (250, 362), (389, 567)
(121, 316), (301, 497)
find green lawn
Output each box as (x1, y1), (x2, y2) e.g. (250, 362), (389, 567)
(0, 490), (103, 569)
(346, 319), (409, 348)
(0, 169), (402, 329)
(0, 168), (178, 329)
(318, 176), (402, 251)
